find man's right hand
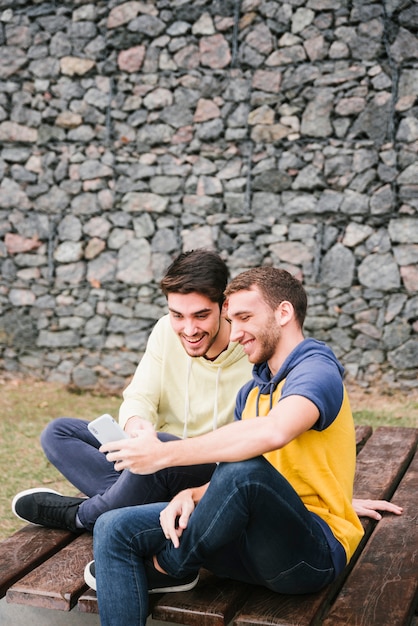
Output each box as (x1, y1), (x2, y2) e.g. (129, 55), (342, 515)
(159, 483), (209, 548)
(124, 415), (155, 436)
(159, 489), (196, 548)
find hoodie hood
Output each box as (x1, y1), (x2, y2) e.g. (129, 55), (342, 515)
(234, 337), (345, 427)
(252, 337), (344, 393)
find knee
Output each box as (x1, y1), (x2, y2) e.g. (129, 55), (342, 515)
(40, 417), (64, 453)
(213, 458), (273, 486)
(94, 509), (116, 539)
(40, 417), (79, 456)
(94, 508), (141, 556)
(93, 511), (116, 555)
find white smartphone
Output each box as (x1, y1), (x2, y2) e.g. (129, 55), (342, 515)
(88, 414), (128, 445)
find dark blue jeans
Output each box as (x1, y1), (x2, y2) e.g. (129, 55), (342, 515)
(41, 417), (216, 531)
(93, 457), (343, 626)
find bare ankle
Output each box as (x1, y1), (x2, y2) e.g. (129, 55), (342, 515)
(153, 555), (167, 574)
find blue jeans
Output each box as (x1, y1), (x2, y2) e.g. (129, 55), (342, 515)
(93, 457), (344, 626)
(41, 418), (216, 531)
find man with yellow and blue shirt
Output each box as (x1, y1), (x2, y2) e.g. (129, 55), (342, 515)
(91, 266), (365, 626)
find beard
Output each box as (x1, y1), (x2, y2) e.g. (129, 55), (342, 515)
(250, 320), (281, 364)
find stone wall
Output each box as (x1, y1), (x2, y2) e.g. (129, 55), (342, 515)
(0, 0), (417, 391)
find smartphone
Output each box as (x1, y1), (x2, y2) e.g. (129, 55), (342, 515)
(88, 414), (128, 445)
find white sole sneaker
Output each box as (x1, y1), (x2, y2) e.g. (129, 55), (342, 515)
(12, 487), (62, 524)
(84, 560), (97, 591)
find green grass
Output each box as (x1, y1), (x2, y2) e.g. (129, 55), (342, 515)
(0, 379), (120, 539)
(0, 379), (416, 541)
(353, 409), (418, 429)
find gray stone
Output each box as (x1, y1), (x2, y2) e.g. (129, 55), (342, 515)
(388, 339), (418, 369)
(388, 218), (418, 243)
(358, 253), (400, 290)
(58, 215), (82, 241)
(382, 320), (411, 350)
(320, 243), (355, 288)
(301, 89), (333, 137)
(270, 241), (313, 265)
(107, 228), (134, 250)
(72, 366), (98, 388)
(87, 252), (117, 284)
(54, 241), (83, 263)
(116, 239), (153, 284)
(128, 15), (165, 37)
(37, 330), (80, 348)
(342, 223), (373, 247)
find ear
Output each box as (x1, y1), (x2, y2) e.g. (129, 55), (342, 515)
(275, 301), (294, 326)
(220, 300), (229, 318)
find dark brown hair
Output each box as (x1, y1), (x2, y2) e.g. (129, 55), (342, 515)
(160, 249), (229, 308)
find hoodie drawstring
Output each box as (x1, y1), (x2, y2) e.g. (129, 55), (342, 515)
(183, 358), (223, 438)
(183, 357), (192, 439)
(213, 366), (221, 432)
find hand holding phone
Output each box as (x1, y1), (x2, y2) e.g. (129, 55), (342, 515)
(88, 414), (129, 445)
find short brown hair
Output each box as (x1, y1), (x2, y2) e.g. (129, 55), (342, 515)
(160, 250), (229, 308)
(224, 266), (307, 327)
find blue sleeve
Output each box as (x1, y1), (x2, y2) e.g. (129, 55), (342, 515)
(280, 355), (344, 430)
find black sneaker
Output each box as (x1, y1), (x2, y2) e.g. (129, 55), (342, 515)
(145, 559), (199, 594)
(12, 488), (84, 532)
(84, 559), (199, 594)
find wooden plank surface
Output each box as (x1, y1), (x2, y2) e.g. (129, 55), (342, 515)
(153, 569), (250, 626)
(6, 532), (93, 610)
(0, 525), (76, 599)
(77, 587), (99, 614)
(353, 426), (418, 500)
(354, 424), (372, 452)
(322, 446), (418, 626)
(233, 426), (418, 626)
(77, 587), (160, 616)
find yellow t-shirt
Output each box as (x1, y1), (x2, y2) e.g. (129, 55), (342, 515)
(241, 379), (364, 564)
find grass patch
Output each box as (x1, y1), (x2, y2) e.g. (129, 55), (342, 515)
(353, 408), (418, 429)
(0, 379), (120, 539)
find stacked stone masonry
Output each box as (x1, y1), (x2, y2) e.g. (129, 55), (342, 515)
(0, 0), (417, 391)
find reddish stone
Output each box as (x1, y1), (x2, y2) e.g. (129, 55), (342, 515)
(5, 233), (42, 255)
(401, 265), (418, 293)
(172, 126), (194, 144)
(252, 70), (282, 93)
(200, 34), (231, 69)
(194, 99), (221, 122)
(118, 46), (146, 72)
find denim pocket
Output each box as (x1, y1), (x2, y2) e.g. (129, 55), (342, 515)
(267, 560), (334, 594)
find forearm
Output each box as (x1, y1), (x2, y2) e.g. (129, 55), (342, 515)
(154, 418), (278, 469)
(104, 396), (319, 475)
(153, 397), (318, 470)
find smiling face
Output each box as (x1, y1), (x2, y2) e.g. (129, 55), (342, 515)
(167, 292), (229, 360)
(227, 287), (281, 364)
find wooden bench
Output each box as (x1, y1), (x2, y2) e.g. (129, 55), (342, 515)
(1, 425), (417, 625)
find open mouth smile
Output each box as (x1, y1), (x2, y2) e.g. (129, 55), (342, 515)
(183, 335), (205, 345)
(241, 338), (255, 353)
